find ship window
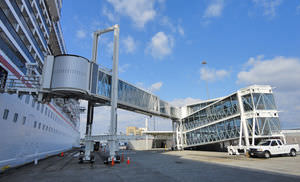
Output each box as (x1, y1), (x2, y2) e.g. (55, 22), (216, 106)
(41, 105), (44, 113)
(45, 107), (48, 115)
(37, 103), (40, 111)
(46, 126), (48, 131)
(25, 95), (30, 104)
(3, 109), (9, 120)
(38, 122), (41, 129)
(42, 124), (45, 130)
(32, 99), (36, 108)
(34, 121), (37, 128)
(18, 95), (23, 100)
(22, 116), (26, 125)
(13, 113), (18, 123)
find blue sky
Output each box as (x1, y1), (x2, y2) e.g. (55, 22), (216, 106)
(60, 0), (300, 134)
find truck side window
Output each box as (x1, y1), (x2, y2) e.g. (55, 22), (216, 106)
(271, 141), (278, 146)
(277, 140), (282, 145)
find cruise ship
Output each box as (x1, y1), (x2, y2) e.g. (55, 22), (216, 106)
(0, 0), (80, 170)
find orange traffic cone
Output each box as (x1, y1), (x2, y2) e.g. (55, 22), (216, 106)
(126, 157), (130, 165)
(121, 153), (124, 163)
(111, 157), (115, 166)
(60, 152), (64, 157)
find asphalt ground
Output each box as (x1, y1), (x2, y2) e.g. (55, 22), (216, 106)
(0, 149), (299, 182)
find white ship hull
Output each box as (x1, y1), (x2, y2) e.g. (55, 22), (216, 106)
(0, 93), (79, 169)
(0, 0), (80, 171)
(1, 51), (79, 170)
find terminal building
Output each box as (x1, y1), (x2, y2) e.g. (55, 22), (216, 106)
(175, 85), (283, 151)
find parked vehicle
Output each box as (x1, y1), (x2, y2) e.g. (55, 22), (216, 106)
(248, 139), (299, 158)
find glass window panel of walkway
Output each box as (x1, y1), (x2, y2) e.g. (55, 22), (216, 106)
(183, 94), (239, 131)
(247, 117), (281, 136)
(242, 93), (277, 111)
(185, 117), (241, 146)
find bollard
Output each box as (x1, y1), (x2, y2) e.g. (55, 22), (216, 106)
(126, 157), (130, 165)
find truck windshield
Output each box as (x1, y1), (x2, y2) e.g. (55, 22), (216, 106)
(258, 141), (271, 146)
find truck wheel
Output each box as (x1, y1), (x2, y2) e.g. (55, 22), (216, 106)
(290, 149), (296, 157)
(264, 151), (270, 159)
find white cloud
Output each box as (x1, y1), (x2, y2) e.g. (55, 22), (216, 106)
(237, 56), (300, 128)
(160, 16), (176, 32)
(119, 64), (130, 73)
(237, 56), (300, 89)
(169, 97), (202, 107)
(178, 25), (184, 36)
(297, 5), (300, 14)
(106, 41), (114, 55)
(203, 0), (224, 18)
(253, 0), (282, 17)
(200, 67), (230, 82)
(122, 36), (136, 54)
(102, 6), (117, 22)
(146, 32), (174, 60)
(149, 81), (163, 92)
(106, 0), (156, 28)
(76, 30), (86, 39)
(160, 16), (185, 36)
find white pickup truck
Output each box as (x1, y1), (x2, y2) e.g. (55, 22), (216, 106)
(248, 139), (299, 158)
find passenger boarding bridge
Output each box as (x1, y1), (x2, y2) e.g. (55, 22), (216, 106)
(0, 24), (180, 163)
(0, 24), (283, 162)
(178, 85), (283, 151)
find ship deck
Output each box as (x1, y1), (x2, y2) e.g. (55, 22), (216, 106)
(1, 149), (300, 182)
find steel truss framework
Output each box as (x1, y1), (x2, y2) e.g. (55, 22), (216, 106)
(177, 85), (282, 149)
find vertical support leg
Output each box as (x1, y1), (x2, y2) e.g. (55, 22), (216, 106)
(172, 120), (176, 150)
(84, 101), (94, 161)
(237, 91), (250, 150)
(109, 25), (120, 160)
(176, 120), (183, 150)
(145, 117), (149, 150)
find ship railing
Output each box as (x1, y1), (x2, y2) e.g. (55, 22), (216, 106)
(0, 75), (41, 95)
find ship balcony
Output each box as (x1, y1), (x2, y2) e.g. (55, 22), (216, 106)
(49, 21), (65, 55)
(45, 0), (61, 22)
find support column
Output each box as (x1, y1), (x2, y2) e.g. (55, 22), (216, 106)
(145, 117), (149, 150)
(109, 25), (120, 159)
(176, 120), (183, 150)
(90, 24), (120, 161)
(84, 101), (94, 160)
(237, 91), (250, 147)
(172, 120), (176, 150)
(250, 92), (256, 146)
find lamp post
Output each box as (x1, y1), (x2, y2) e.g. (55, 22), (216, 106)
(202, 60), (210, 100)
